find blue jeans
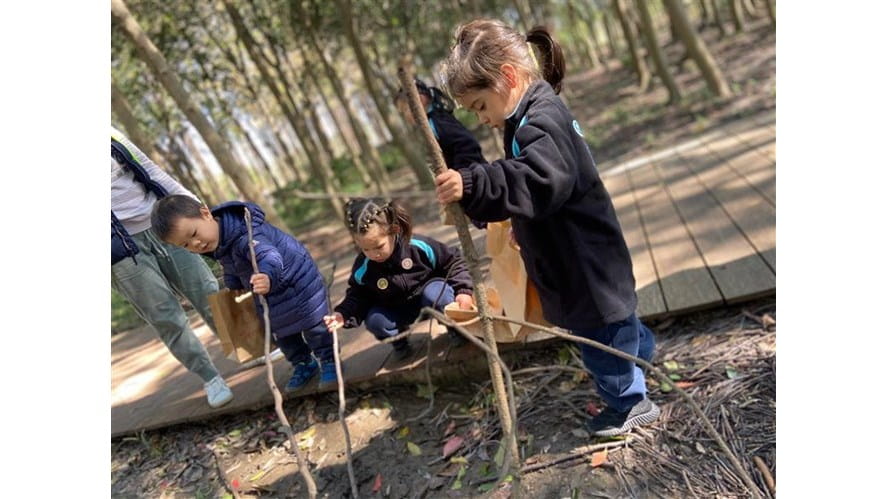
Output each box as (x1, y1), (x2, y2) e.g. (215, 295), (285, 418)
(364, 280), (455, 345)
(111, 229), (221, 382)
(572, 313), (655, 412)
(274, 320), (334, 366)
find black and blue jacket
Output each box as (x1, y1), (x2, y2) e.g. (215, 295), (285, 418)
(457, 80), (637, 329)
(334, 234), (474, 328)
(209, 202), (328, 338)
(111, 137), (168, 265)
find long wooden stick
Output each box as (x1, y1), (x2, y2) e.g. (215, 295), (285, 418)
(243, 209), (317, 498)
(323, 264), (359, 498)
(397, 58), (521, 479)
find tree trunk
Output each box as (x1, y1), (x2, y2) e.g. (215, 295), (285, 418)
(613, 0), (651, 91)
(301, 46), (389, 194)
(569, 1), (603, 70)
(511, 0), (533, 30)
(601, 7), (619, 57)
(711, 0), (728, 38)
(334, 0), (435, 189)
(111, 0), (288, 230)
(728, 0), (746, 32)
(635, 0), (682, 104)
(221, 0), (343, 218)
(306, 33), (391, 191)
(662, 0), (733, 98)
(697, 0), (711, 29)
(165, 134), (213, 204)
(268, 44), (338, 176)
(185, 37), (281, 193)
(180, 132), (228, 204)
(234, 118), (281, 191)
(763, 0), (775, 28)
(741, 0), (761, 19)
(197, 13), (308, 185)
(111, 81), (169, 173)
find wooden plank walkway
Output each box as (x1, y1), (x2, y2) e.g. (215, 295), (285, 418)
(111, 110), (776, 437)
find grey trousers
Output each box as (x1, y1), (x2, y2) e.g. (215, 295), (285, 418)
(112, 229), (220, 382)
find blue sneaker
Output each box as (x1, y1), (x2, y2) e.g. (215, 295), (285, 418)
(285, 358), (318, 392)
(318, 361), (338, 389)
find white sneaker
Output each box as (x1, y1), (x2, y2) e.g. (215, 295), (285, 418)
(204, 375), (234, 408)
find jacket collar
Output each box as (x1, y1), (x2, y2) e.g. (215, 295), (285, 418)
(505, 80), (550, 131)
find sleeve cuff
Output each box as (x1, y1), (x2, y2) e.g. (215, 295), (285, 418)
(459, 168), (475, 204)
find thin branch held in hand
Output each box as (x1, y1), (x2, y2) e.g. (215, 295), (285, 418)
(324, 263), (360, 499)
(243, 208), (317, 499)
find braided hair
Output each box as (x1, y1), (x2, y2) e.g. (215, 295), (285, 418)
(344, 197), (412, 242)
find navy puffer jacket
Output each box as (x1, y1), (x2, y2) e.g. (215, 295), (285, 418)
(210, 202), (327, 337)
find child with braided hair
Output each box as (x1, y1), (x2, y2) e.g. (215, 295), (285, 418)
(323, 198), (475, 360)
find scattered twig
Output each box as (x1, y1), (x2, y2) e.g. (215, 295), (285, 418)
(519, 440), (631, 474)
(753, 456), (776, 497)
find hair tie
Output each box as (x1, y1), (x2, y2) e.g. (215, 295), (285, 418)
(526, 41), (539, 70)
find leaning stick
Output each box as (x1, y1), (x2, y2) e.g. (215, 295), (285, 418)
(397, 58), (520, 477)
(242, 209), (317, 498)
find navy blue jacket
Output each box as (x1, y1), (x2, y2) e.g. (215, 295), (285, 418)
(209, 202), (327, 338)
(334, 234), (474, 328)
(457, 81), (637, 329)
(111, 138), (168, 264)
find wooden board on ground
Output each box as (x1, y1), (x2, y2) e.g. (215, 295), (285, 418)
(675, 148), (776, 272)
(653, 151), (775, 302)
(703, 128), (776, 205)
(627, 159), (723, 313)
(602, 171), (667, 318)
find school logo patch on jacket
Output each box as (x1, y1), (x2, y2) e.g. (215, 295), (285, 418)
(572, 119), (584, 137)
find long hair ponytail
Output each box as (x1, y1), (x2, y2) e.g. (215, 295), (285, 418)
(526, 26), (566, 94)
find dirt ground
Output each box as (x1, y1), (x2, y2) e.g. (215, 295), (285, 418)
(111, 19), (776, 499)
(111, 297), (775, 498)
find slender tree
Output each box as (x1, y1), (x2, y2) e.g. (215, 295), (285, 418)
(334, 0), (435, 188)
(662, 0), (733, 98)
(613, 0), (651, 91)
(111, 80), (168, 172)
(711, 0), (728, 38)
(763, 0), (775, 28)
(222, 0), (343, 216)
(635, 0), (682, 104)
(728, 0), (746, 33)
(110, 0), (288, 229)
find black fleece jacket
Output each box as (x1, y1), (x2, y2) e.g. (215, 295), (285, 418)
(457, 81), (637, 329)
(334, 234), (474, 328)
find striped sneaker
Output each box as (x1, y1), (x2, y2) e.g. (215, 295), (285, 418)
(585, 398), (660, 437)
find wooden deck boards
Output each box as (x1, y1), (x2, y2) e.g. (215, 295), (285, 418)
(603, 171), (668, 318)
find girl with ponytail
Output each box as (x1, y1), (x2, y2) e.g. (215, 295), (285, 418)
(435, 19), (660, 437)
(324, 198), (476, 360)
